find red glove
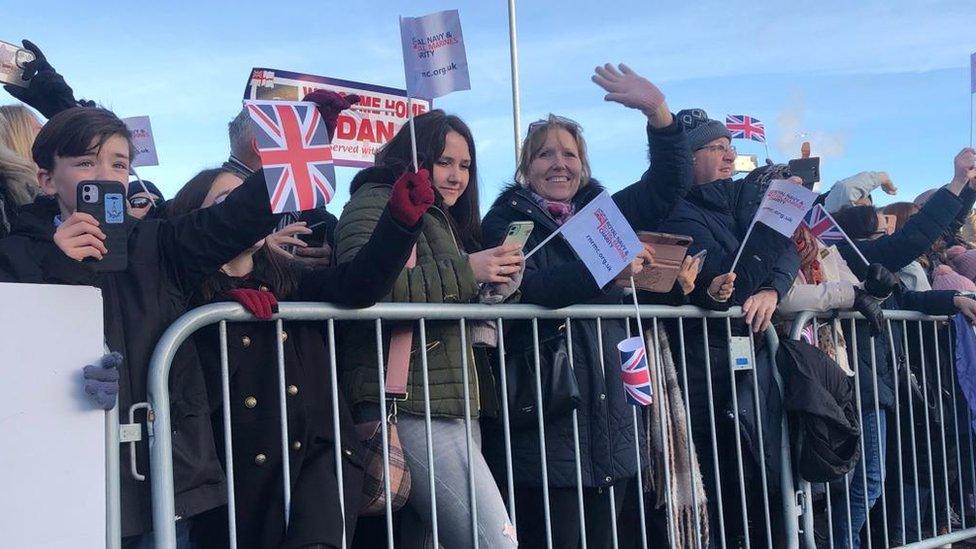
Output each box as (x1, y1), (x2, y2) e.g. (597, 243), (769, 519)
(226, 288), (278, 320)
(389, 168), (435, 227)
(303, 90), (361, 139)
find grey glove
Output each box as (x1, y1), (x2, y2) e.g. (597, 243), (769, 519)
(478, 265), (524, 304)
(82, 352), (122, 410)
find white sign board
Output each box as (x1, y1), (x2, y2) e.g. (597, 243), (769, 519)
(561, 191), (643, 288)
(754, 179), (818, 237)
(400, 9), (471, 99)
(123, 115), (159, 167)
(0, 283), (106, 547)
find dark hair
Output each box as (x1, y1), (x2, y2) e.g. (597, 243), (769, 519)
(374, 109), (481, 250)
(881, 202), (919, 233)
(832, 205), (879, 240)
(31, 107), (136, 171)
(170, 167), (299, 301)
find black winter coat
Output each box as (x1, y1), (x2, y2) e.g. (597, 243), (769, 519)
(483, 182), (644, 489)
(0, 172), (275, 537)
(193, 208), (419, 548)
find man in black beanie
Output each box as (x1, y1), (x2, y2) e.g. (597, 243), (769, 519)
(676, 108), (736, 185)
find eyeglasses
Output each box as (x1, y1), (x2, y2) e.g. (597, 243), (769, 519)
(128, 196), (154, 209)
(528, 114), (581, 134)
(698, 144), (737, 155)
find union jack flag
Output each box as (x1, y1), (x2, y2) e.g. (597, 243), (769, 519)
(726, 114), (766, 143)
(245, 100), (335, 214)
(802, 204), (846, 246)
(619, 338), (653, 406)
(250, 69), (276, 89)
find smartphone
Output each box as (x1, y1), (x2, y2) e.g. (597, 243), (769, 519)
(298, 220), (329, 247)
(788, 157), (821, 190)
(76, 181), (129, 272)
(634, 231), (693, 292)
(502, 221), (534, 251)
(692, 249), (708, 261)
(0, 40), (35, 88)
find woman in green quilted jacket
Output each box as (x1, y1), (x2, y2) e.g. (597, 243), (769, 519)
(334, 109), (523, 548)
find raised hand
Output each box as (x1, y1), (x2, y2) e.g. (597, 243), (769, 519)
(591, 63), (670, 127)
(388, 168), (435, 227)
(3, 39), (82, 118)
(303, 90), (361, 139)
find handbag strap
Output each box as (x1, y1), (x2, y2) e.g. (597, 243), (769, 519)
(385, 245), (417, 399)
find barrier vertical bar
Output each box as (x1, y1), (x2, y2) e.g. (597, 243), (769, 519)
(374, 319), (394, 547)
(274, 320), (293, 525)
(418, 319), (439, 546)
(326, 320), (347, 549)
(106, 403), (121, 549)
(885, 319), (906, 544)
(596, 318), (620, 549)
(219, 322), (238, 548)
(867, 335), (889, 548)
(566, 319), (588, 548)
(931, 321), (952, 532)
(495, 318), (517, 529)
(677, 318), (704, 549)
(531, 318), (554, 548)
(917, 322), (937, 536)
(849, 319), (867, 549)
(702, 318), (727, 549)
(458, 319), (480, 549)
(903, 321), (923, 541)
(745, 330), (772, 549)
(725, 318), (751, 549)
(948, 327), (966, 530)
(650, 318), (668, 549)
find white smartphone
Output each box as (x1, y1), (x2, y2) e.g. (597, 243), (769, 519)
(502, 221), (534, 251)
(0, 40), (34, 88)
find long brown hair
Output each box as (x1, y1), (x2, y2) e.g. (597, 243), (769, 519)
(170, 168), (299, 302)
(374, 109), (481, 251)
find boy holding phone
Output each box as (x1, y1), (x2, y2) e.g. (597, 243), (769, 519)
(0, 107), (277, 544)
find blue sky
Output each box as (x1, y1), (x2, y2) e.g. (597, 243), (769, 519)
(4, 1), (974, 212)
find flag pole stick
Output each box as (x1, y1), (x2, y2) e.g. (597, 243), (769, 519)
(506, 0), (523, 163)
(629, 277), (646, 340)
(728, 219), (757, 274)
(524, 225), (565, 260)
(762, 139), (772, 164)
(819, 206), (870, 266)
(129, 167), (156, 208)
(407, 95), (419, 171)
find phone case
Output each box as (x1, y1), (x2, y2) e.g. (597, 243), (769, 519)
(76, 181), (129, 273)
(634, 232), (693, 292)
(502, 221), (534, 250)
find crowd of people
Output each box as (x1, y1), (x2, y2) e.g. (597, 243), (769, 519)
(3, 39), (976, 549)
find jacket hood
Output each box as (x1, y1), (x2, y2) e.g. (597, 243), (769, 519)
(350, 166), (397, 195)
(9, 196), (60, 242)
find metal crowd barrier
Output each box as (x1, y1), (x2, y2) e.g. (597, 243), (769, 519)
(789, 310), (976, 549)
(138, 302), (798, 549)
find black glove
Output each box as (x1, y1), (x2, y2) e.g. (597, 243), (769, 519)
(3, 40), (83, 119)
(853, 287), (885, 338)
(863, 263), (898, 300)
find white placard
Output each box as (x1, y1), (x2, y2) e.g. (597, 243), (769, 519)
(123, 115), (159, 167)
(561, 191), (643, 288)
(0, 283), (106, 547)
(400, 9), (471, 99)
(754, 179), (818, 238)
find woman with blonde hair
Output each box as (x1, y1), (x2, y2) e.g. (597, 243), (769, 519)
(0, 104), (43, 237)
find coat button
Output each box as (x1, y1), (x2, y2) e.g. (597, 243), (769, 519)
(244, 396), (257, 408)
(280, 331), (288, 342)
(287, 385), (299, 396)
(255, 453), (267, 465)
(291, 441), (302, 451)
(259, 285), (269, 292)
(599, 393), (606, 401)
(241, 335), (251, 348)
(605, 475), (612, 483)
(343, 448), (354, 457)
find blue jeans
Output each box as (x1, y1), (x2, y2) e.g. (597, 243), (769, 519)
(831, 411), (887, 549)
(396, 413), (518, 549)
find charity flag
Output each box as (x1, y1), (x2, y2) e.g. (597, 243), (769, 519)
(753, 179), (818, 238)
(400, 9), (471, 99)
(558, 191), (643, 288)
(726, 114), (766, 143)
(122, 116), (159, 167)
(802, 204), (846, 246)
(243, 100), (336, 214)
(618, 336), (653, 406)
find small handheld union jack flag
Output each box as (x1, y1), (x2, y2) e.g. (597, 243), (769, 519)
(726, 114), (766, 143)
(802, 204), (846, 246)
(618, 336), (653, 406)
(244, 100), (336, 214)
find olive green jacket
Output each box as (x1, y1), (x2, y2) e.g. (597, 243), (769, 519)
(334, 171), (480, 418)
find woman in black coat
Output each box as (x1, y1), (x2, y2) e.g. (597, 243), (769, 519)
(169, 166), (431, 549)
(481, 65), (683, 549)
